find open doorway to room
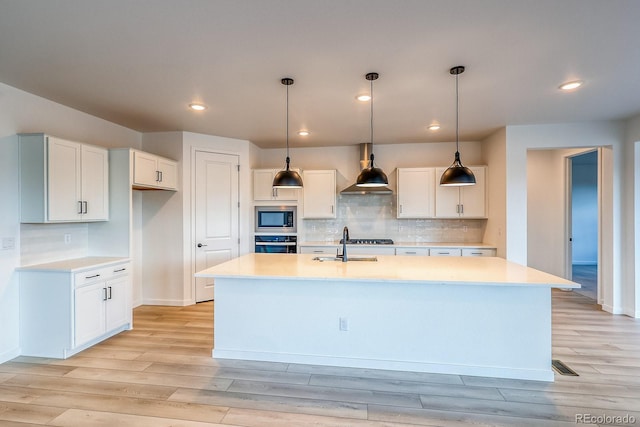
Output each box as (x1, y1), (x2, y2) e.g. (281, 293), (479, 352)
(568, 150), (599, 300)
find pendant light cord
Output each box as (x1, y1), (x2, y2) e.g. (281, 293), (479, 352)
(369, 74), (375, 167)
(455, 71), (459, 154)
(285, 82), (290, 168)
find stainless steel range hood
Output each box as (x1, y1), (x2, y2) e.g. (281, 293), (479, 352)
(340, 143), (393, 195)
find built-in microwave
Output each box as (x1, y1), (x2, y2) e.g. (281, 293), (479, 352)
(255, 206), (297, 233)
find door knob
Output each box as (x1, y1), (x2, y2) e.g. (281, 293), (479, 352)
(197, 243), (208, 247)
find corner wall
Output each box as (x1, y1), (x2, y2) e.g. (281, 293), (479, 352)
(0, 82), (141, 363)
(481, 129), (506, 258)
(506, 121), (627, 315)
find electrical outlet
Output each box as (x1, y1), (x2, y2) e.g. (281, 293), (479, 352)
(64, 234), (72, 244)
(339, 317), (349, 331)
(1, 237), (15, 250)
(463, 225), (468, 232)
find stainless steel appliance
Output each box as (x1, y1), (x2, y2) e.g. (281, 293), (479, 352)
(255, 235), (297, 253)
(255, 206), (297, 233)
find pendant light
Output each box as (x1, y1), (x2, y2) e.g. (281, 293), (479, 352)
(273, 77), (303, 188)
(440, 66), (476, 186)
(356, 72), (388, 187)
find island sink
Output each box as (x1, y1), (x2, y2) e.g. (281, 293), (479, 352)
(312, 256), (378, 262)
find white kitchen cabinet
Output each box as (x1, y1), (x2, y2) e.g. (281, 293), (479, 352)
(19, 258), (132, 358)
(396, 168), (435, 218)
(462, 248), (496, 257)
(396, 247), (430, 256)
(347, 246), (396, 256)
(19, 134), (109, 222)
(302, 170), (336, 218)
(132, 150), (178, 190)
(435, 166), (487, 218)
(253, 169), (299, 201)
(429, 248), (463, 256)
(300, 246), (339, 255)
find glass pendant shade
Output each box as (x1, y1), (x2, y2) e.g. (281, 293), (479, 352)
(273, 77), (303, 189)
(440, 65), (476, 187)
(356, 72), (388, 187)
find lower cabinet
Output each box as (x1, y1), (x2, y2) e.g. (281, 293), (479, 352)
(19, 259), (132, 358)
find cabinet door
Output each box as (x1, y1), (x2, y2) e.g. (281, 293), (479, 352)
(48, 137), (82, 221)
(253, 169), (276, 201)
(302, 170), (336, 218)
(434, 166), (461, 218)
(460, 166), (486, 218)
(157, 157), (178, 190)
(133, 151), (160, 187)
(81, 144), (109, 220)
(74, 282), (106, 347)
(397, 168), (435, 218)
(429, 248), (462, 256)
(254, 169), (299, 201)
(300, 246), (338, 254)
(105, 275), (130, 331)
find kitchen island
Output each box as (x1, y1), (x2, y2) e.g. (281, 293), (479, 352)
(196, 253), (579, 381)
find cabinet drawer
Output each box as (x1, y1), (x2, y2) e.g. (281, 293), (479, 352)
(429, 248), (462, 257)
(74, 268), (109, 288)
(74, 263), (130, 288)
(300, 246), (337, 255)
(461, 248), (496, 257)
(396, 248), (429, 256)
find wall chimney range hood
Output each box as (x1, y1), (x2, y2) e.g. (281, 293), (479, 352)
(340, 143), (393, 195)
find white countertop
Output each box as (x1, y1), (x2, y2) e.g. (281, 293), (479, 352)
(18, 257), (130, 273)
(196, 253), (579, 288)
(299, 241), (496, 248)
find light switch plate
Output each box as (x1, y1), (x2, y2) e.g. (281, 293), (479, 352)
(1, 237), (15, 250)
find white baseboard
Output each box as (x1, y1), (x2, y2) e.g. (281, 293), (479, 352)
(141, 298), (192, 306)
(0, 347), (21, 364)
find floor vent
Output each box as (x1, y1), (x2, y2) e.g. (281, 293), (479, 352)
(552, 359), (579, 376)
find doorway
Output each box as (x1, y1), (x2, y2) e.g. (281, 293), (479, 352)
(568, 150), (599, 300)
(193, 150), (239, 302)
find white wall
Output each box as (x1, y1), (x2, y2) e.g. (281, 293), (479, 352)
(571, 151), (598, 265)
(139, 131), (252, 306)
(0, 82), (141, 363)
(506, 121), (628, 315)
(481, 128), (507, 258)
(624, 114), (640, 317)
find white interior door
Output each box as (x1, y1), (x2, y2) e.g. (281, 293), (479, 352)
(194, 151), (239, 302)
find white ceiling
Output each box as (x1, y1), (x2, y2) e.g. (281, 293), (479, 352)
(1, 0), (639, 149)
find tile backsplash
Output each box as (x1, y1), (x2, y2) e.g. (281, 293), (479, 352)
(21, 223), (89, 266)
(300, 194), (486, 243)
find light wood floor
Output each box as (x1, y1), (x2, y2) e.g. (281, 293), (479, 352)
(2, 290), (639, 426)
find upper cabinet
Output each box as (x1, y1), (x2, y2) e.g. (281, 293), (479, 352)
(132, 150), (177, 190)
(19, 134), (109, 223)
(434, 166), (487, 218)
(397, 168), (435, 218)
(302, 170), (336, 219)
(253, 169), (299, 201)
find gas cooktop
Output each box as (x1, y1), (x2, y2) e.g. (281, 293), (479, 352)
(339, 238), (394, 245)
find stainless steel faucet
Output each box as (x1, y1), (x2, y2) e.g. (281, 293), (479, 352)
(338, 226), (349, 262)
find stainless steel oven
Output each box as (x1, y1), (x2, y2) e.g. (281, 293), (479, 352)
(255, 206), (297, 233)
(255, 235), (297, 253)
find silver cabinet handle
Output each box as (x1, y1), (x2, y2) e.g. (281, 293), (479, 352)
(85, 274), (101, 279)
(460, 204), (464, 214)
(159, 171), (163, 182)
(78, 201), (83, 214)
(103, 287), (108, 301)
(399, 205), (403, 214)
(83, 201), (88, 214)
(113, 268), (126, 273)
(107, 286), (112, 300)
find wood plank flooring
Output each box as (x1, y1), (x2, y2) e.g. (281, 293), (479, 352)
(1, 290), (639, 426)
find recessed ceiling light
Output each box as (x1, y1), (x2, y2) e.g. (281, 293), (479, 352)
(559, 80), (583, 91)
(189, 103), (207, 111)
(297, 130), (310, 136)
(356, 94), (371, 102)
(428, 124), (441, 131)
